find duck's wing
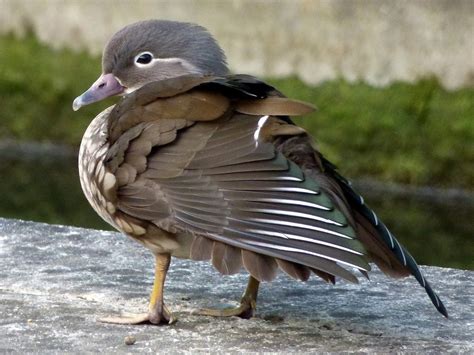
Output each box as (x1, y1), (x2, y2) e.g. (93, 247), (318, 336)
(101, 74), (367, 284)
(100, 74), (447, 317)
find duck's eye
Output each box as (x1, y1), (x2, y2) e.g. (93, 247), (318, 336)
(135, 52), (154, 66)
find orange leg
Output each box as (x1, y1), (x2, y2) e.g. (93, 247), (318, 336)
(99, 253), (176, 325)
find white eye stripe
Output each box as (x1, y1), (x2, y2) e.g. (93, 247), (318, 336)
(133, 53), (203, 74)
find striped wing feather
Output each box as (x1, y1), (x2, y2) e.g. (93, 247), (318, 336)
(115, 113), (371, 283)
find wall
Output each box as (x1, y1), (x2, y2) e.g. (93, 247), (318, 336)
(1, 0), (472, 89)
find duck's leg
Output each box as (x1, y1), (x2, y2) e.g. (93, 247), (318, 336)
(99, 253), (176, 325)
(195, 276), (260, 319)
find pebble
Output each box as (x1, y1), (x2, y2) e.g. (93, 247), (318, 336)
(124, 335), (136, 346)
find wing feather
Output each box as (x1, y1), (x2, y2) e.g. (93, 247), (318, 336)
(190, 236), (213, 261)
(276, 259), (311, 281)
(111, 113), (370, 282)
(212, 242), (242, 275)
(242, 250), (278, 282)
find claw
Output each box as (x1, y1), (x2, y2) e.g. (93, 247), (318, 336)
(149, 304), (177, 325)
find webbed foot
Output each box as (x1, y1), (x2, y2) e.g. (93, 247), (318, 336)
(194, 298), (256, 319)
(193, 276), (260, 319)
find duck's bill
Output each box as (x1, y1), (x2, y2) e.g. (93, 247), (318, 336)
(72, 73), (125, 111)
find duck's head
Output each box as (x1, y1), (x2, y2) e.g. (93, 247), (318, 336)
(73, 19), (228, 111)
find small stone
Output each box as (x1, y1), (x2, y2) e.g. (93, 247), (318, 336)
(124, 335), (136, 346)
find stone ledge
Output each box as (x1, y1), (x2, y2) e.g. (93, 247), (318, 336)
(1, 218), (472, 352)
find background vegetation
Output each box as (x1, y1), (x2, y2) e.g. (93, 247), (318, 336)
(1, 33), (473, 189)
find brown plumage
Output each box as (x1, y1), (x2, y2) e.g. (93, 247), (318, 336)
(212, 242), (242, 275)
(74, 20), (447, 324)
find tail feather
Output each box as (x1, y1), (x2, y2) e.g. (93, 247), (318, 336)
(322, 157), (448, 318)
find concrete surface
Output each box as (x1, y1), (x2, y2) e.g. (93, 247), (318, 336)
(0, 217), (473, 353)
(1, 0), (473, 89)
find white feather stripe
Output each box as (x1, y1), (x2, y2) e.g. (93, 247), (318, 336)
(221, 187), (318, 194)
(246, 218), (354, 239)
(420, 274), (427, 287)
(245, 228), (364, 255)
(394, 237), (407, 266)
(273, 176), (303, 181)
(253, 115), (270, 143)
(253, 198), (331, 211)
(245, 240), (369, 271)
(371, 210), (379, 226)
(262, 187), (318, 194)
(244, 208), (344, 226)
(384, 224), (395, 248)
(223, 176), (302, 181)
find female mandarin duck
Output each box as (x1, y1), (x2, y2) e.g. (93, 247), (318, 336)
(73, 19), (447, 325)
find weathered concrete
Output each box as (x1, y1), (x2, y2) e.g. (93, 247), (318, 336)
(1, 0), (473, 89)
(0, 218), (472, 352)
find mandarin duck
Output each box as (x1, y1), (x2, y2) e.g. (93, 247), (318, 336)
(73, 19), (447, 325)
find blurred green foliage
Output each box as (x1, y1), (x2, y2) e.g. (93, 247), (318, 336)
(1, 33), (473, 188)
(269, 78), (474, 189)
(0, 33), (111, 145)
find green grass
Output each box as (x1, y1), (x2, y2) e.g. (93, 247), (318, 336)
(1, 33), (473, 189)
